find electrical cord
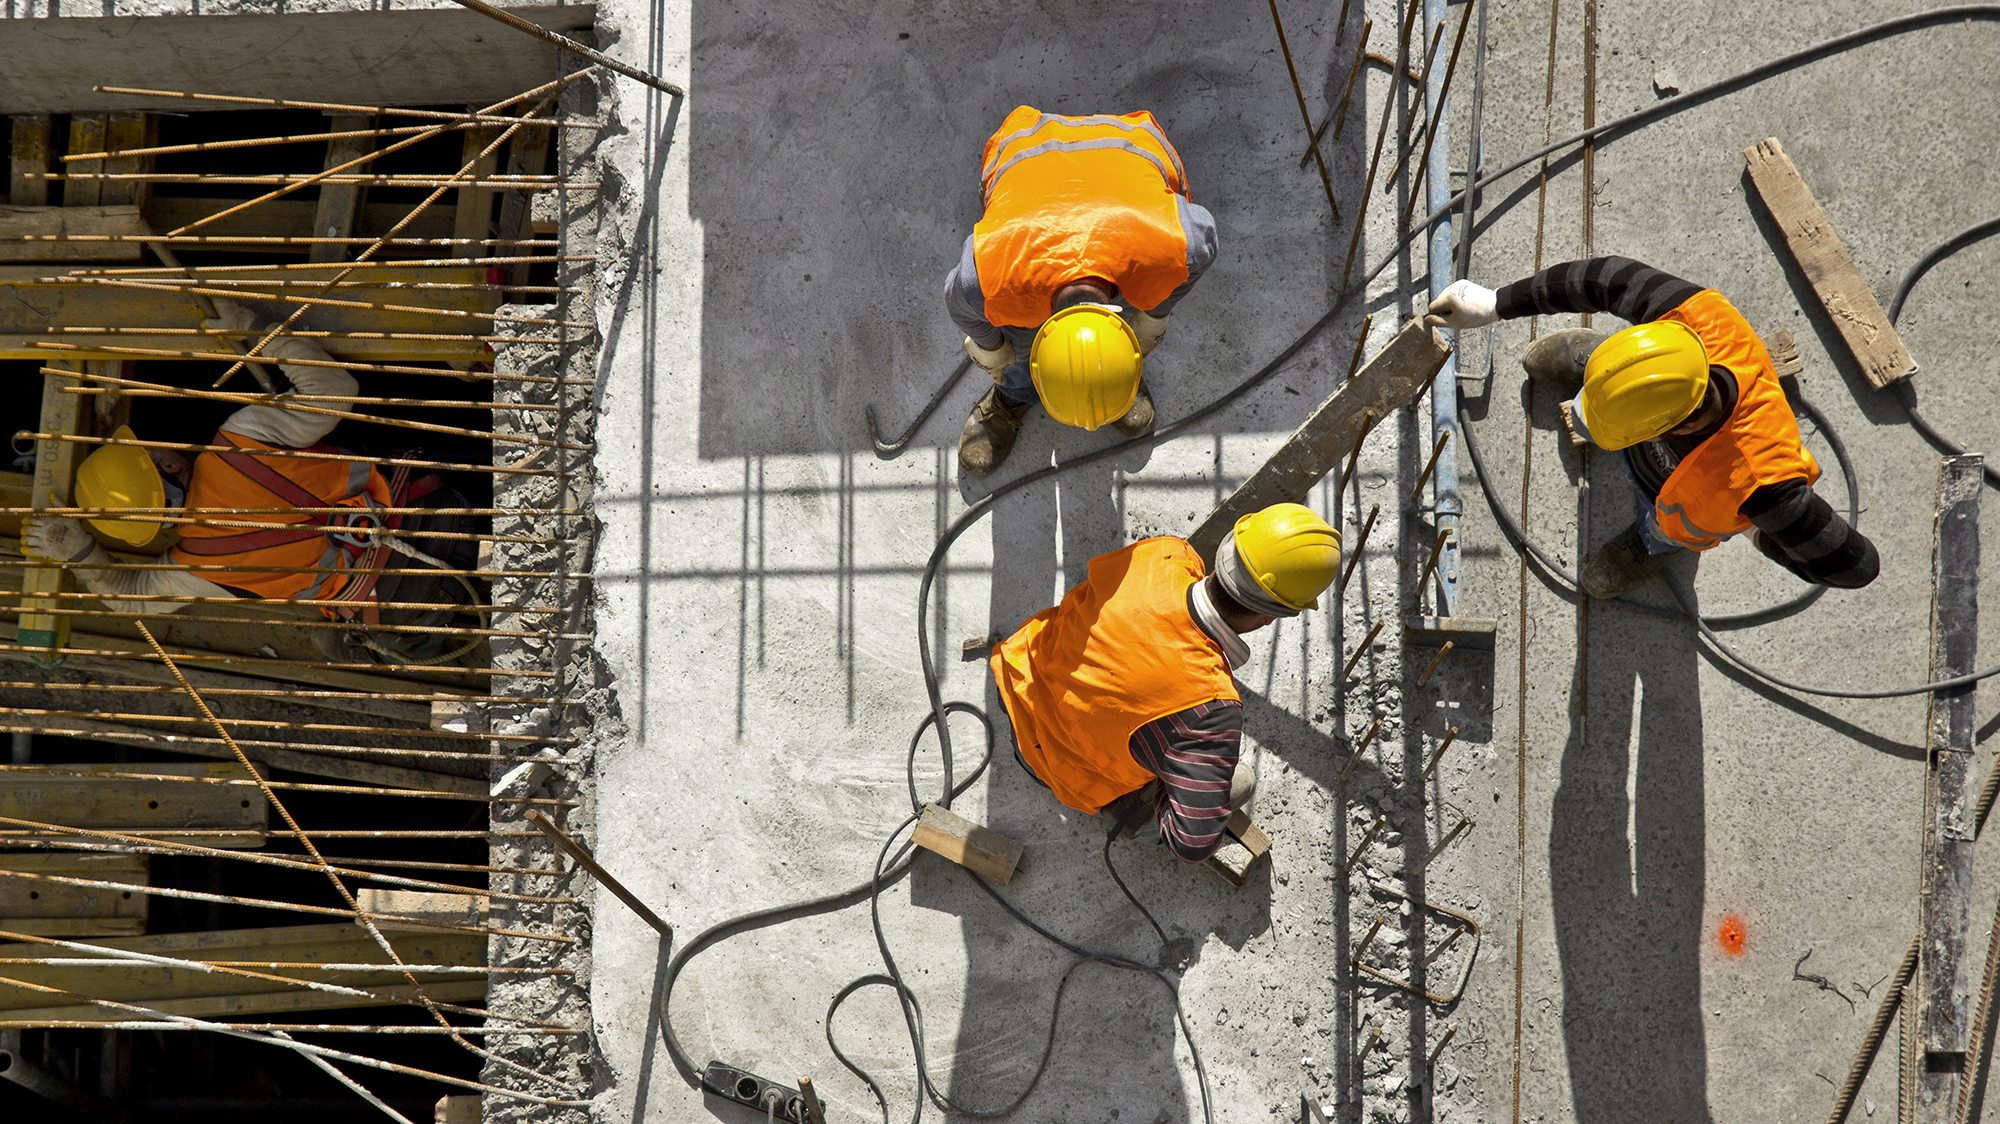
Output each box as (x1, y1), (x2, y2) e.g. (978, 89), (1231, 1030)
(1885, 214), (2000, 490)
(657, 9), (2000, 1116)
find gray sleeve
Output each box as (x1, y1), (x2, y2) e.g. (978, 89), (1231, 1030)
(944, 234), (1003, 348)
(70, 544), (238, 614)
(221, 334), (359, 449)
(1146, 198), (1218, 317)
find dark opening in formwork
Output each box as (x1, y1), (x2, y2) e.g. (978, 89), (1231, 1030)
(0, 8), (604, 1121)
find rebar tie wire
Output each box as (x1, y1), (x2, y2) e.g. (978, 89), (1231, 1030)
(131, 621), (583, 1098)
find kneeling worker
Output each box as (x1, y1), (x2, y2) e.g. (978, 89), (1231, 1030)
(21, 297), (473, 663)
(945, 106), (1218, 477)
(990, 504), (1339, 863)
(1424, 256), (1878, 597)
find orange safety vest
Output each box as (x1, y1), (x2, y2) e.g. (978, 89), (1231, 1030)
(990, 537), (1240, 814)
(972, 106), (1194, 328)
(1650, 290), (1821, 550)
(171, 431), (393, 599)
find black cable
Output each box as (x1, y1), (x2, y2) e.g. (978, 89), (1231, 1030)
(1885, 214), (2000, 489)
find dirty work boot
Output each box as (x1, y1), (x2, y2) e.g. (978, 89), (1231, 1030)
(958, 386), (1033, 478)
(1521, 328), (1608, 394)
(1228, 760), (1256, 815)
(1110, 380), (1156, 438)
(1580, 521), (1675, 599)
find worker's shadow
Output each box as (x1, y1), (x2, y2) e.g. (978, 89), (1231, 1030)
(1548, 605), (1716, 1124)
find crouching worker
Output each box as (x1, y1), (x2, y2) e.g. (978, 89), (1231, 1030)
(1424, 256), (1879, 598)
(19, 298), (478, 665)
(990, 504), (1340, 863)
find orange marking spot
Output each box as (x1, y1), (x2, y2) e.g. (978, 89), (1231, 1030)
(1716, 914), (1747, 957)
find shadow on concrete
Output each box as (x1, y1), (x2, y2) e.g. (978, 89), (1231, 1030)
(1549, 599), (1714, 1124)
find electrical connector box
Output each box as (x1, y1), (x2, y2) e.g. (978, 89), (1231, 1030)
(701, 1062), (813, 1123)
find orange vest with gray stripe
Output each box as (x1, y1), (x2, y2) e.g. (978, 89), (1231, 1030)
(1650, 290), (1821, 550)
(991, 538), (1239, 814)
(973, 106), (1194, 328)
(170, 432), (392, 599)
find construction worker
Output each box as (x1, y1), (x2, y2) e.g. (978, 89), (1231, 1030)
(990, 503), (1340, 863)
(20, 298), (475, 663)
(946, 106), (1218, 477)
(1424, 256), (1879, 597)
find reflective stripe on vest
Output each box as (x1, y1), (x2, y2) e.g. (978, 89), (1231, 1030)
(989, 537), (1239, 814)
(1651, 290), (1821, 550)
(972, 105), (1193, 328)
(170, 430), (392, 599)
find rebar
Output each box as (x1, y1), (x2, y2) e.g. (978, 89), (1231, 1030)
(1301, 20), (1372, 169)
(75, 254), (586, 275)
(0, 1022), (578, 1034)
(91, 84), (587, 128)
(1417, 529), (1452, 591)
(0, 558), (585, 582)
(6, 837), (560, 878)
(1343, 818), (1387, 876)
(44, 326), (565, 345)
(526, 809), (671, 939)
(1416, 641), (1454, 687)
(1828, 935), (1919, 1124)
(1268, 0), (1340, 225)
(440, 0), (685, 97)
(39, 366), (584, 451)
(1340, 618), (1384, 684)
(51, 280), (594, 330)
(1412, 431), (1452, 503)
(1411, 816), (1471, 874)
(0, 725), (547, 764)
(1338, 505), (1380, 596)
(1420, 725), (1461, 780)
(1425, 1024), (1458, 1072)
(57, 123), (547, 162)
(1339, 0), (1424, 291)
(14, 235), (556, 248)
(60, 386), (559, 411)
(1398, 0), (1478, 228)
(0, 705), (567, 741)
(1421, 928), (1467, 969)
(1379, 22), (1448, 190)
(30, 432), (556, 477)
(4, 593), (556, 615)
(1351, 915), (1386, 962)
(0, 643), (548, 680)
(40, 173), (580, 189)
(0, 765), (573, 805)
(1341, 718), (1384, 782)
(1339, 410), (1377, 491)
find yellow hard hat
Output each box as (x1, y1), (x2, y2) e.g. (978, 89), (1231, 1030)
(75, 426), (166, 548)
(1231, 503), (1343, 612)
(1575, 320), (1710, 450)
(1029, 303), (1142, 431)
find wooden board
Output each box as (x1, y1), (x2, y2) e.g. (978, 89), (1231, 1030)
(0, 761), (268, 845)
(911, 803), (1024, 884)
(1742, 138), (1916, 390)
(8, 116), (52, 207)
(0, 263), (501, 364)
(0, 6), (597, 115)
(18, 360), (83, 663)
(1204, 808), (1273, 889)
(0, 853), (147, 937)
(357, 887), (491, 932)
(146, 197), (458, 245)
(0, 922), (485, 1021)
(1919, 454), (1983, 1056)
(0, 206), (150, 264)
(308, 116), (374, 266)
(1188, 319), (1451, 561)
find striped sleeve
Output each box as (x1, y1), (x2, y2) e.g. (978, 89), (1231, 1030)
(1741, 478), (1880, 588)
(1127, 699), (1243, 863)
(1493, 256), (1704, 325)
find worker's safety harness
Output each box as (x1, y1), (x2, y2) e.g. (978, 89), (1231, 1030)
(173, 433), (442, 625)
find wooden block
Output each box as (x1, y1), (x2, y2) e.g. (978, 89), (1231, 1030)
(430, 699), (489, 735)
(62, 115), (106, 209)
(453, 125), (507, 256)
(436, 1096), (482, 1124)
(0, 761), (268, 846)
(0, 205), (150, 263)
(1204, 809), (1273, 889)
(9, 116), (52, 206)
(1742, 138), (1916, 390)
(19, 360), (83, 663)
(309, 115), (375, 266)
(96, 113), (155, 209)
(910, 803), (1024, 885)
(357, 887), (491, 932)
(1188, 319), (1451, 561)
(0, 853), (147, 937)
(1919, 455), (1982, 1055)
(1556, 400), (1589, 448)
(1762, 328), (1803, 384)
(0, 922), (486, 1018)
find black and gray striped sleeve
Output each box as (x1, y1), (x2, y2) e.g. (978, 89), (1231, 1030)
(1493, 257), (1705, 325)
(1741, 478), (1880, 588)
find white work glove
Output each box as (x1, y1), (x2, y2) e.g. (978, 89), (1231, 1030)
(1133, 310), (1170, 356)
(21, 515), (99, 564)
(203, 296), (262, 335)
(964, 335), (1016, 380)
(1424, 279), (1499, 330)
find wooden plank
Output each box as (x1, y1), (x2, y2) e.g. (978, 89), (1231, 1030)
(1742, 138), (1916, 390)
(0, 854), (147, 937)
(1919, 454), (1982, 1066)
(144, 197), (458, 245)
(0, 263), (498, 364)
(1204, 809), (1273, 889)
(19, 361), (84, 663)
(0, 979), (488, 1024)
(0, 205), (150, 263)
(95, 113), (155, 210)
(8, 115), (52, 206)
(62, 116), (106, 209)
(497, 122), (553, 291)
(308, 115), (374, 266)
(1188, 318), (1451, 561)
(357, 887), (490, 932)
(453, 125), (506, 259)
(910, 803), (1024, 885)
(0, 6), (597, 116)
(436, 1096), (482, 1124)
(0, 761), (268, 844)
